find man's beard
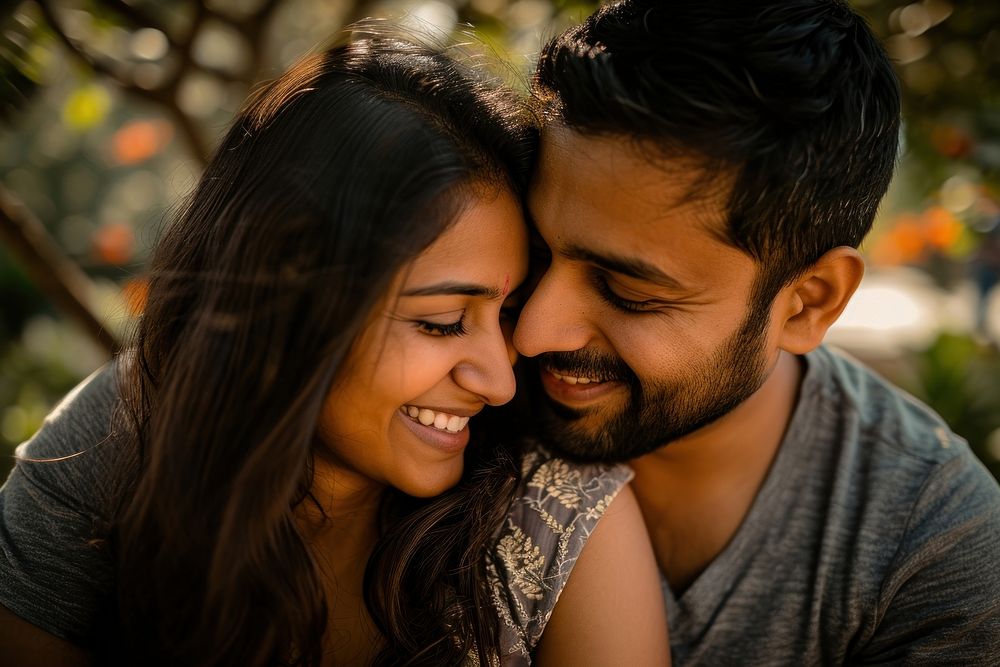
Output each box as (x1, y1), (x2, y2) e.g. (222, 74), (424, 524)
(528, 300), (772, 463)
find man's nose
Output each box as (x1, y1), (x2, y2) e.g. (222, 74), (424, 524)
(514, 266), (594, 358)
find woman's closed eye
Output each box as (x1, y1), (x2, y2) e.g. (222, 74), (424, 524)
(415, 315), (468, 337)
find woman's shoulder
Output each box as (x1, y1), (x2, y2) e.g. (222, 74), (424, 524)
(19, 362), (119, 444)
(487, 442), (634, 662)
(0, 361), (127, 646)
(504, 442), (634, 574)
(515, 443), (634, 506)
(4, 362), (132, 515)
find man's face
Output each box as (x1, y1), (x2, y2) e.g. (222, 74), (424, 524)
(513, 128), (780, 463)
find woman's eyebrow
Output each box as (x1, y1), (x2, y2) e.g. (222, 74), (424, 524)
(401, 281), (504, 299)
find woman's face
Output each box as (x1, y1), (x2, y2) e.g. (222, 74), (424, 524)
(318, 187), (528, 498)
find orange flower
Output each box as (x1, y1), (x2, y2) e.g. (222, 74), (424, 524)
(93, 222), (135, 265)
(930, 125), (973, 159)
(922, 206), (961, 250)
(890, 215), (927, 263)
(111, 120), (173, 165)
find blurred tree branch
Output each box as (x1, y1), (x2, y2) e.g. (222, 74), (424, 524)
(1, 0), (380, 354)
(0, 186), (118, 355)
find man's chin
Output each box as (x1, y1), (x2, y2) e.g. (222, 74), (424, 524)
(536, 400), (633, 464)
(523, 361), (638, 462)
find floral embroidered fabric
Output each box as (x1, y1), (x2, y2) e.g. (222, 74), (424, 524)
(473, 445), (634, 665)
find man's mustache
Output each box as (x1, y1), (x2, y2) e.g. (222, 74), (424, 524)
(536, 350), (633, 384)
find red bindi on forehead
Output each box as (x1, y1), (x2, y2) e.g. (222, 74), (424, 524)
(502, 273), (510, 297)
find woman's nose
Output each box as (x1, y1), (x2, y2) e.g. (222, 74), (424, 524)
(453, 323), (518, 406)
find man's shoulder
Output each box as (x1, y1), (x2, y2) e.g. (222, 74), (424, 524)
(801, 345), (1000, 581)
(807, 345), (974, 470)
(810, 346), (1000, 662)
(682, 347), (1000, 663)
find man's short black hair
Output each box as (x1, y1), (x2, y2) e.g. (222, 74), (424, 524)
(534, 0), (901, 300)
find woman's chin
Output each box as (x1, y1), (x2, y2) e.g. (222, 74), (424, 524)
(397, 464), (465, 498)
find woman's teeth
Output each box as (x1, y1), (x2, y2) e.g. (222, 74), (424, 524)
(402, 406), (469, 433)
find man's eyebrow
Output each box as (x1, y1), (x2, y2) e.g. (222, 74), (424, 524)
(400, 281), (504, 299)
(563, 243), (687, 291)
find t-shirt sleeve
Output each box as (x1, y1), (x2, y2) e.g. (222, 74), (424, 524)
(859, 449), (1000, 664)
(0, 364), (121, 646)
(486, 446), (634, 663)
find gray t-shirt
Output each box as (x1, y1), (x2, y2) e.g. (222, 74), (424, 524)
(0, 365), (121, 646)
(657, 345), (1000, 665)
(0, 364), (631, 662)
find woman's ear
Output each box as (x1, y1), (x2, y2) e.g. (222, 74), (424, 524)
(774, 247), (865, 355)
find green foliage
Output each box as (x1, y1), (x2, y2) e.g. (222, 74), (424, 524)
(0, 315), (107, 480)
(854, 1), (1000, 192)
(902, 332), (1000, 479)
(0, 245), (45, 342)
(0, 6), (50, 120)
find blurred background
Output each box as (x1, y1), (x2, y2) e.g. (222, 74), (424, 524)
(0, 0), (998, 481)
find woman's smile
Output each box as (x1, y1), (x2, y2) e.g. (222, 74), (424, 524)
(395, 406), (475, 455)
(400, 405), (473, 433)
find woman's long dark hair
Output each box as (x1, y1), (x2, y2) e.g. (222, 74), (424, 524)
(109, 36), (536, 666)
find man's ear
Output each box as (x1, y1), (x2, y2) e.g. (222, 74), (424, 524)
(775, 247), (865, 355)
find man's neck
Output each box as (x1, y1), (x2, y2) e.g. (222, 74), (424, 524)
(630, 350), (805, 594)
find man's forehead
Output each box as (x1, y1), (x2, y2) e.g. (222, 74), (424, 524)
(532, 126), (733, 241)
